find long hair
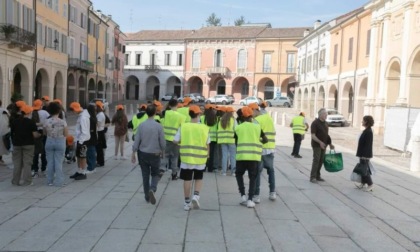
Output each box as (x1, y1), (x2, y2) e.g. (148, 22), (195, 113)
(87, 104), (97, 125)
(203, 109), (217, 127)
(112, 109), (125, 124)
(220, 111), (233, 129)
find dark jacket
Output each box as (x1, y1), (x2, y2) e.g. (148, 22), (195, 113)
(127, 112), (146, 129)
(356, 127), (373, 158)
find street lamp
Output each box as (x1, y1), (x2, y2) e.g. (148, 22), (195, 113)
(44, 38), (59, 50)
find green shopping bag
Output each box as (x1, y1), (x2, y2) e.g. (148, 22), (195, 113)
(323, 150), (343, 172)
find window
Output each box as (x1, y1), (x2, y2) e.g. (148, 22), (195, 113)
(301, 58), (306, 73)
(81, 13), (86, 28)
(286, 53), (295, 73)
(238, 49), (246, 70)
(348, 37), (354, 61)
(215, 49), (222, 67)
(63, 4), (67, 18)
(319, 49), (326, 67)
(263, 53), (271, 72)
(61, 34), (67, 53)
(36, 22), (43, 45)
(307, 55), (312, 72)
(366, 29), (371, 56)
(192, 50), (200, 70)
(150, 53), (156, 65)
(125, 54), (129, 65)
(177, 53), (183, 66)
(333, 44), (338, 65)
(241, 81), (249, 97)
(135, 53), (141, 65)
(165, 52), (171, 66)
(313, 53), (318, 71)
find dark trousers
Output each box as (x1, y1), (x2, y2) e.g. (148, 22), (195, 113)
(310, 146), (326, 180)
(86, 145), (96, 171)
(235, 161), (259, 200)
(206, 141), (217, 172)
(138, 151), (161, 200)
(32, 136), (47, 172)
(96, 131), (106, 166)
(292, 134), (303, 155)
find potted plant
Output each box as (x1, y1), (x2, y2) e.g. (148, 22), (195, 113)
(1, 24), (17, 40)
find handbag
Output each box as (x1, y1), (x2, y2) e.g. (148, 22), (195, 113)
(350, 172), (361, 182)
(352, 160), (370, 176)
(2, 132), (11, 151)
(323, 150), (343, 172)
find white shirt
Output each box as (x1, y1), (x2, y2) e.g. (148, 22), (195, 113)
(76, 109), (90, 144)
(96, 111), (106, 131)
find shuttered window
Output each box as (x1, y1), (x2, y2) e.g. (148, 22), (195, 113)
(238, 49), (246, 70)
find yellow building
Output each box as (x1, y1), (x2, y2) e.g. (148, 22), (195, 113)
(35, 0), (68, 103)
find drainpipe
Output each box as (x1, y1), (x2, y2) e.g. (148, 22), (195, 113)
(33, 0), (37, 102)
(353, 14), (362, 127)
(96, 18), (102, 99)
(337, 24), (345, 111)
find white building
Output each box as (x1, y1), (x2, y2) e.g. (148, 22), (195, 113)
(124, 30), (193, 100)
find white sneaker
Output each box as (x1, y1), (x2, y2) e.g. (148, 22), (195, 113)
(269, 192), (277, 201)
(247, 200), (255, 208)
(240, 195), (247, 206)
(191, 195), (200, 209)
(184, 202), (191, 211)
(253, 195), (260, 204)
(364, 185), (373, 192)
(85, 169), (96, 174)
(120, 156), (127, 160)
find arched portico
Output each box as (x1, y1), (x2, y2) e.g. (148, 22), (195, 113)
(97, 81), (104, 98)
(385, 60), (401, 106)
(34, 68), (49, 100)
(341, 82), (354, 121)
(355, 78), (368, 127)
(295, 88), (302, 110)
(105, 82), (111, 101)
(53, 71), (64, 101)
(126, 75), (139, 100)
(258, 78), (275, 100)
(318, 86), (325, 110)
(408, 50), (420, 107)
(303, 88), (309, 111)
(310, 87), (316, 118)
(88, 78), (95, 104)
(167, 76), (182, 98)
(12, 64), (30, 101)
(67, 74), (76, 108)
(328, 84), (338, 109)
(187, 76), (203, 97)
(232, 77), (250, 102)
(146, 76), (160, 100)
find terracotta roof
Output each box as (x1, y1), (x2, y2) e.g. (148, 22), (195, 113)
(257, 27), (311, 39)
(186, 26), (267, 40)
(126, 30), (194, 41)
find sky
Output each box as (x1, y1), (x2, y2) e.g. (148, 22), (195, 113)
(91, 0), (369, 33)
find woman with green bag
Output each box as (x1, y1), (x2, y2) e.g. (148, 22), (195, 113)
(355, 115), (374, 191)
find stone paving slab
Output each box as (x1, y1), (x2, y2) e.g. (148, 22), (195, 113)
(0, 123), (419, 251)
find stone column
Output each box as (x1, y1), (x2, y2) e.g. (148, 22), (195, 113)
(396, 2), (414, 106)
(365, 21), (380, 117)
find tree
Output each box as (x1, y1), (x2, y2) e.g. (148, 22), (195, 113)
(206, 13), (222, 27)
(234, 16), (246, 26)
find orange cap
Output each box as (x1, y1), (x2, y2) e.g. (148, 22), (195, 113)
(32, 99), (43, 110)
(153, 100), (162, 107)
(225, 107), (235, 113)
(116, 104), (124, 110)
(69, 102), (82, 113)
(189, 105), (201, 114)
(248, 103), (259, 110)
(300, 112), (306, 117)
(138, 104), (147, 110)
(204, 103), (215, 110)
(21, 105), (33, 115)
(241, 106), (253, 118)
(183, 97), (193, 105)
(95, 100), (104, 109)
(42, 95), (50, 101)
(66, 135), (74, 146)
(16, 100), (26, 108)
(53, 99), (62, 105)
(217, 106), (226, 112)
(260, 101), (268, 108)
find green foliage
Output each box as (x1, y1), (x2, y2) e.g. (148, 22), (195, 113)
(206, 13), (222, 27)
(234, 16), (246, 26)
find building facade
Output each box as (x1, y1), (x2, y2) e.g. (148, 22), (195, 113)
(114, 28), (125, 102)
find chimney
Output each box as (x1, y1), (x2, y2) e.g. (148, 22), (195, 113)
(314, 20), (321, 30)
(303, 29), (310, 37)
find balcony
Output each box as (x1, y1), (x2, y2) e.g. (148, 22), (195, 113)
(68, 58), (94, 72)
(0, 23), (36, 51)
(206, 67), (229, 77)
(145, 65), (160, 72)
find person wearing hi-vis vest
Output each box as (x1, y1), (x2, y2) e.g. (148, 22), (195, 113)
(162, 99), (186, 180)
(127, 104), (148, 141)
(235, 106), (268, 208)
(217, 106), (237, 176)
(290, 112), (309, 158)
(173, 105), (210, 211)
(253, 105), (277, 203)
(177, 97), (193, 123)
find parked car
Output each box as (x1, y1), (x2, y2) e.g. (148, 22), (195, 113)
(227, 95), (235, 104)
(161, 93), (177, 101)
(89, 98), (109, 112)
(318, 109), (346, 127)
(239, 96), (262, 106)
(178, 94), (199, 103)
(205, 95), (230, 105)
(265, 96), (292, 107)
(190, 93), (205, 102)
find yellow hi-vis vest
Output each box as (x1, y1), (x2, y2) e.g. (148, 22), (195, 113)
(217, 118), (235, 144)
(255, 114), (276, 149)
(200, 115), (218, 142)
(180, 123), (209, 165)
(132, 114), (148, 135)
(292, 116), (306, 135)
(154, 115), (161, 123)
(235, 122), (262, 161)
(163, 110), (186, 141)
(177, 107), (191, 122)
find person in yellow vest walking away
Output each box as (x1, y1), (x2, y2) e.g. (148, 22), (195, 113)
(217, 107), (237, 176)
(162, 99), (186, 180)
(128, 104), (148, 141)
(235, 106), (268, 208)
(174, 105), (210, 211)
(290, 112), (309, 158)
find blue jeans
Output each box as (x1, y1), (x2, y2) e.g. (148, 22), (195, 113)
(138, 151), (161, 201)
(255, 153), (275, 195)
(87, 145), (97, 171)
(45, 137), (66, 186)
(221, 144), (236, 174)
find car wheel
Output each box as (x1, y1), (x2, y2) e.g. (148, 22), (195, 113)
(283, 102), (290, 108)
(222, 100), (227, 105)
(240, 102), (244, 106)
(267, 102), (272, 107)
(206, 100), (210, 104)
